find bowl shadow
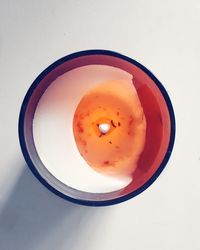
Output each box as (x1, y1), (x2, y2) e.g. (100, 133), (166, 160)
(0, 165), (110, 250)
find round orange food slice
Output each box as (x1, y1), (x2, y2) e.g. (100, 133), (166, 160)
(73, 79), (146, 177)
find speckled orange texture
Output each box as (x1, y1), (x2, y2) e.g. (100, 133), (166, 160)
(73, 80), (146, 177)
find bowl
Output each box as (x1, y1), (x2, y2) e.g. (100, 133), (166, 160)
(18, 50), (175, 206)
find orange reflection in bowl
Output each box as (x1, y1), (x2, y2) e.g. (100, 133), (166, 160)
(73, 79), (146, 177)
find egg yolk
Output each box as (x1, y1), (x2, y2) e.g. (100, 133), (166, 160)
(73, 79), (147, 177)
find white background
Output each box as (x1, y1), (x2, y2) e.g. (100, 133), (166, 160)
(0, 0), (200, 249)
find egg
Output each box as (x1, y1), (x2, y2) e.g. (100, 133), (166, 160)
(73, 79), (147, 177)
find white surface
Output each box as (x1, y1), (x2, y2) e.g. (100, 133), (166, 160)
(0, 0), (200, 250)
(33, 65), (132, 192)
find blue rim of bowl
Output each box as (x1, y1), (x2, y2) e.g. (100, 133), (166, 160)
(18, 49), (176, 206)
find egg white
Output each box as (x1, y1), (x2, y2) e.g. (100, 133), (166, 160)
(33, 65), (133, 192)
